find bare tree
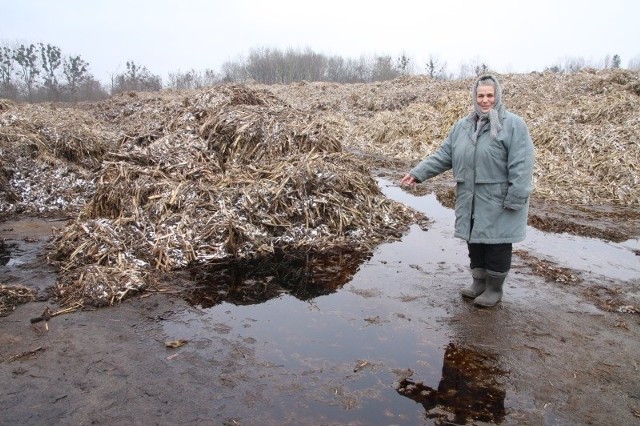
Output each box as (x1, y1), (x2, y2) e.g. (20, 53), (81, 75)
(302, 48), (327, 81)
(285, 47), (326, 82)
(221, 60), (247, 82)
(347, 56), (369, 83)
(563, 56), (586, 73)
(245, 47), (277, 83)
(1, 39), (105, 102)
(112, 61), (161, 94)
(425, 54), (447, 79)
(168, 69), (194, 90)
(457, 57), (490, 79)
(396, 53), (412, 75)
(63, 55), (89, 100)
(474, 63), (489, 76)
(372, 55), (400, 81)
(0, 46), (18, 100)
(202, 69), (219, 86)
(611, 54), (621, 69)
(458, 63), (475, 79)
(39, 43), (62, 101)
(544, 64), (563, 73)
(14, 44), (40, 101)
(167, 68), (221, 90)
(241, 47), (324, 84)
(76, 76), (109, 101)
(325, 55), (345, 82)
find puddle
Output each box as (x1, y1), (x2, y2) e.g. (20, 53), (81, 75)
(377, 178), (640, 282)
(1, 241), (20, 266)
(164, 244), (456, 422)
(164, 298), (506, 423)
(0, 218), (62, 292)
(522, 229), (640, 281)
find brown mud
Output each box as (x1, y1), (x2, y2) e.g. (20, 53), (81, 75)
(1, 173), (639, 425)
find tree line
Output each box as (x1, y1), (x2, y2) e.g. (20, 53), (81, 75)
(0, 41), (633, 104)
(0, 43), (166, 102)
(220, 47), (414, 84)
(1, 43), (102, 102)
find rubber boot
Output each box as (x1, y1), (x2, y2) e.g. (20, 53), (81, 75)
(473, 270), (507, 307)
(460, 268), (487, 299)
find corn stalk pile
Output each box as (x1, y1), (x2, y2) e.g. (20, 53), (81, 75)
(44, 85), (418, 307)
(0, 101), (116, 215)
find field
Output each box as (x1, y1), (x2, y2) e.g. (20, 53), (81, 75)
(1, 70), (639, 424)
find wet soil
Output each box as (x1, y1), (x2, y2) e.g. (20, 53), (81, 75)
(1, 175), (639, 425)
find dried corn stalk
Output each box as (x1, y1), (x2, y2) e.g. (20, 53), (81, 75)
(0, 284), (37, 316)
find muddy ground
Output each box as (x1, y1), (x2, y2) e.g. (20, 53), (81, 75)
(1, 170), (639, 425)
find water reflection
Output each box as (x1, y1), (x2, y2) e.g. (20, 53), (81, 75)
(395, 342), (506, 424)
(182, 248), (372, 307)
(0, 241), (20, 266)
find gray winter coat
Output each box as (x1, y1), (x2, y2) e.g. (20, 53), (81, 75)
(409, 105), (535, 244)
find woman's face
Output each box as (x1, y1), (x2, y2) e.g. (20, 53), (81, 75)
(476, 84), (496, 113)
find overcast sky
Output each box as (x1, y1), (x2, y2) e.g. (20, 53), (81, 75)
(2, 0), (639, 83)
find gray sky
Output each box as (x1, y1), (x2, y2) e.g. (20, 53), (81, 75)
(2, 0), (639, 83)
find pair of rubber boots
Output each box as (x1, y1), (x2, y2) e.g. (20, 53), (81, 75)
(460, 268), (507, 307)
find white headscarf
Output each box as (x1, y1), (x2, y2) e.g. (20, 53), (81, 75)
(470, 74), (503, 139)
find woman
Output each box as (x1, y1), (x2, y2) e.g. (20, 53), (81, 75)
(400, 74), (535, 307)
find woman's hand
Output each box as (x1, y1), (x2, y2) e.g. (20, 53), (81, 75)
(400, 174), (417, 187)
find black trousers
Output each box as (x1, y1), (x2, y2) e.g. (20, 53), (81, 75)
(467, 243), (512, 273)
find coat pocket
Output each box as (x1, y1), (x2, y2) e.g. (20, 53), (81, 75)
(480, 182), (508, 204)
(494, 182), (509, 198)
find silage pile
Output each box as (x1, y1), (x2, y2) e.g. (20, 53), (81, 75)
(45, 85), (419, 307)
(264, 69), (640, 206)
